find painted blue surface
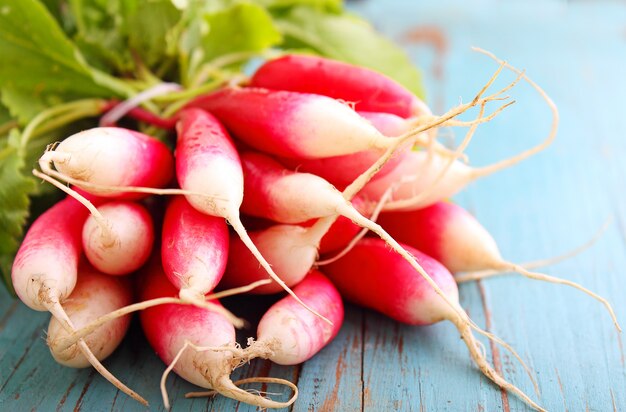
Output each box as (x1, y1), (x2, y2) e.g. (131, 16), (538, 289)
(1, 1), (626, 410)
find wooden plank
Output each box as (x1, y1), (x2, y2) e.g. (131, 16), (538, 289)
(293, 305), (363, 412)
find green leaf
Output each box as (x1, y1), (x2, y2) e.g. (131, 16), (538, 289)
(0, 0), (133, 121)
(275, 6), (425, 99)
(258, 0), (342, 12)
(200, 2), (282, 62)
(127, 0), (182, 70)
(0, 131), (37, 294)
(67, 0), (135, 73)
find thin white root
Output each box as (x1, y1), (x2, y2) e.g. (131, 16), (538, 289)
(33, 164), (117, 248)
(464, 317), (540, 397)
(497, 263), (621, 332)
(185, 377), (298, 401)
(229, 217), (332, 326)
(316, 185), (394, 266)
(344, 61), (518, 201)
(54, 279), (270, 352)
(469, 48), (559, 180)
(161, 341), (297, 409)
(48, 302), (148, 406)
(451, 315), (544, 411)
(456, 218), (612, 281)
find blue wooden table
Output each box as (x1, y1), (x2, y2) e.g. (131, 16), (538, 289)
(2, 0), (626, 410)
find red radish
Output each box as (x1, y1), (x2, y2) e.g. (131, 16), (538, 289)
(277, 111), (414, 190)
(161, 196), (229, 304)
(38, 127), (173, 198)
(185, 87), (431, 159)
(377, 202), (620, 328)
(227, 151), (486, 333)
(47, 264), (133, 367)
(323, 238), (542, 410)
(11, 195), (147, 405)
(138, 259), (297, 409)
(253, 270), (344, 365)
(175, 108), (327, 322)
(82, 201), (154, 275)
(250, 54), (430, 118)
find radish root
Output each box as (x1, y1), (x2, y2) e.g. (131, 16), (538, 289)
(54, 280), (272, 352)
(47, 301), (148, 406)
(229, 218), (333, 326)
(160, 340), (297, 410)
(451, 314), (544, 411)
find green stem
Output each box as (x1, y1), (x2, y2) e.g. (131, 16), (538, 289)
(161, 78), (225, 118)
(19, 99), (106, 156)
(0, 120), (18, 136)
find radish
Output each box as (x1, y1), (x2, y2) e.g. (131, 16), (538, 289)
(82, 200), (154, 275)
(253, 270), (344, 365)
(184, 87), (436, 159)
(11, 195), (147, 405)
(138, 259), (297, 409)
(38, 127), (173, 198)
(161, 196), (229, 305)
(249, 54), (430, 118)
(174, 107), (328, 322)
(323, 238), (543, 411)
(378, 202), (620, 329)
(47, 264), (132, 367)
(277, 111), (415, 190)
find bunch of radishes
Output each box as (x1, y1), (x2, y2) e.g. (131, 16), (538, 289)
(11, 52), (619, 411)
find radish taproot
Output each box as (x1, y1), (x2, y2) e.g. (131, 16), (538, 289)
(11, 195), (147, 405)
(138, 259), (297, 409)
(378, 202), (620, 329)
(47, 264), (133, 367)
(82, 201), (154, 275)
(323, 238), (543, 410)
(250, 54), (430, 118)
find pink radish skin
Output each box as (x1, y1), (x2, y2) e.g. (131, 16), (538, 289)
(139, 260), (295, 408)
(278, 111), (413, 190)
(12, 195), (95, 311)
(161, 196), (229, 302)
(48, 265), (133, 367)
(176, 108), (325, 321)
(220, 225), (320, 294)
(254, 271), (344, 365)
(47, 127), (173, 198)
(323, 238), (541, 409)
(82, 201), (154, 275)
(186, 88), (400, 159)
(250, 54), (430, 118)
(377, 202), (500, 273)
(11, 195), (147, 405)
